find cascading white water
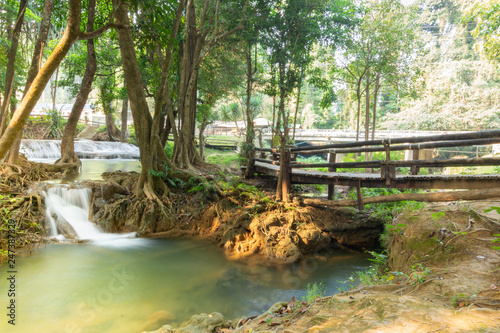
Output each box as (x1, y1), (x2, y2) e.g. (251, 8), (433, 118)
(44, 185), (142, 246)
(21, 139), (140, 160)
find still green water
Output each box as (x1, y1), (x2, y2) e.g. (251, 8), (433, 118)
(1, 239), (368, 332)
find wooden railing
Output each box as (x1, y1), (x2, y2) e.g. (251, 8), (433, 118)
(249, 130), (500, 205)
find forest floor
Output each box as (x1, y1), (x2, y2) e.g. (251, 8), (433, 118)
(145, 200), (500, 333)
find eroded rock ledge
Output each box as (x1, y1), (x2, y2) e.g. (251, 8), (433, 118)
(86, 177), (385, 263)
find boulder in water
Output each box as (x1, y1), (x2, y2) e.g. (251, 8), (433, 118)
(54, 214), (78, 239)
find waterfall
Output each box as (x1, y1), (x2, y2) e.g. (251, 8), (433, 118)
(44, 185), (143, 247)
(21, 139), (140, 160)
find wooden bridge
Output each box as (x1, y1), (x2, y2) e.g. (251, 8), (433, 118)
(261, 128), (469, 142)
(247, 130), (500, 209)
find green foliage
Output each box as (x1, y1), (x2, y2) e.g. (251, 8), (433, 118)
(148, 163), (186, 189)
(484, 207), (500, 250)
(350, 251), (431, 286)
(128, 124), (138, 145)
(164, 142), (174, 159)
(348, 187), (425, 218)
(431, 212), (445, 221)
(205, 149), (241, 168)
(47, 109), (65, 139)
(465, 0), (500, 62)
(303, 282), (326, 304)
(75, 122), (86, 135)
(95, 125), (107, 134)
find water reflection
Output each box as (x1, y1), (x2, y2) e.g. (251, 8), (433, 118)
(0, 239), (368, 333)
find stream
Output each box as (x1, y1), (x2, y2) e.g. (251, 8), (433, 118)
(0, 140), (370, 332)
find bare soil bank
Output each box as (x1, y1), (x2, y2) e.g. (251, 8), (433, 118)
(86, 172), (385, 263)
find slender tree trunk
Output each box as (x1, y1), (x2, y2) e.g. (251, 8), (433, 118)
(243, 42), (255, 158)
(51, 65), (60, 111)
(371, 73), (380, 140)
(234, 115), (239, 136)
(57, 0), (96, 165)
(355, 85), (362, 142)
(276, 76), (289, 202)
(199, 118), (208, 160)
(120, 97), (128, 142)
(114, 0), (170, 200)
(271, 95), (276, 148)
(7, 0), (54, 164)
(292, 79), (302, 141)
(0, 0), (28, 136)
(364, 68), (370, 142)
(0, 0), (82, 162)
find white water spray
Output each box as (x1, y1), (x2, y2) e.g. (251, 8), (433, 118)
(21, 139), (140, 160)
(44, 185), (145, 247)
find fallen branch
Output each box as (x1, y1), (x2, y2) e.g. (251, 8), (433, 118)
(303, 189), (500, 208)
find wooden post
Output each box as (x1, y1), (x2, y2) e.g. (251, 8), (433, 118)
(356, 180), (363, 211)
(327, 152), (337, 200)
(382, 143), (394, 186)
(272, 149), (278, 162)
(244, 149), (256, 179)
(411, 148), (420, 175)
(282, 149), (291, 202)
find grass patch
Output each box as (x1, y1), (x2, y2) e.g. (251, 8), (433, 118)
(205, 148), (241, 168)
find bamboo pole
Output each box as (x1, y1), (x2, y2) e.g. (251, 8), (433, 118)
(290, 130), (500, 152)
(303, 188), (500, 208)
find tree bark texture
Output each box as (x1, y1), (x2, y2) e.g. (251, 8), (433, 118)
(7, 0), (54, 164)
(120, 97), (128, 142)
(0, 0), (28, 135)
(365, 67), (370, 143)
(371, 73), (380, 140)
(243, 42), (255, 159)
(57, 0), (96, 165)
(114, 0), (170, 200)
(0, 0), (82, 162)
(172, 0), (204, 169)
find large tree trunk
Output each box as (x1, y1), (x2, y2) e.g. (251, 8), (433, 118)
(57, 0), (96, 165)
(7, 0), (54, 164)
(114, 0), (170, 200)
(105, 111), (120, 141)
(0, 0), (82, 162)
(0, 0), (28, 136)
(172, 0), (204, 169)
(120, 97), (128, 142)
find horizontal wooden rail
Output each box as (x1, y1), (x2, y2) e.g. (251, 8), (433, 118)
(294, 138), (500, 155)
(291, 129), (500, 152)
(290, 157), (500, 170)
(291, 161), (382, 169)
(247, 129), (500, 207)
